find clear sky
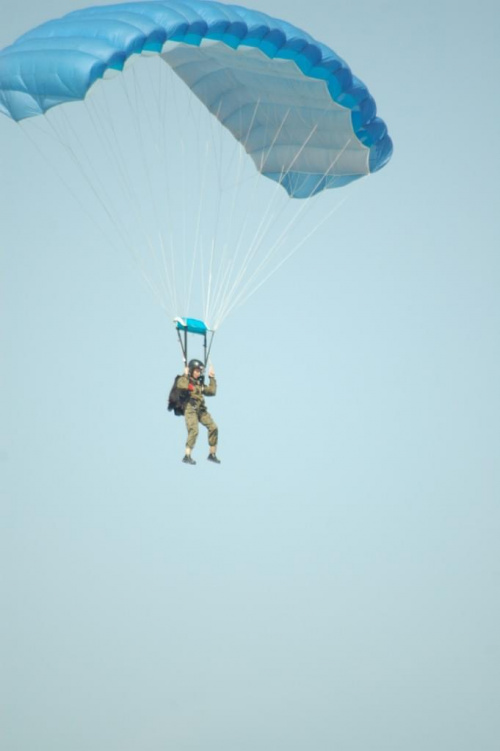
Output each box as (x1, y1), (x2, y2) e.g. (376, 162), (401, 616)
(1, 1), (500, 750)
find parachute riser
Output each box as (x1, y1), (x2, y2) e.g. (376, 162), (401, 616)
(205, 330), (215, 374)
(176, 327), (188, 366)
(175, 321), (215, 383)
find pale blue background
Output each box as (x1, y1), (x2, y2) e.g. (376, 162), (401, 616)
(1, 1), (499, 750)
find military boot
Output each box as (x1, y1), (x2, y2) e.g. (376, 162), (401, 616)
(182, 455), (196, 465)
(207, 454), (221, 464)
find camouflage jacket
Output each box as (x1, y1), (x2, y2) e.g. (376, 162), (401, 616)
(177, 374), (216, 410)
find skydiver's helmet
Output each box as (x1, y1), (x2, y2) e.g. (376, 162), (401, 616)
(188, 359), (204, 378)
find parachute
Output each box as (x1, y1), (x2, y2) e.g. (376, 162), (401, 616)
(0, 0), (392, 339)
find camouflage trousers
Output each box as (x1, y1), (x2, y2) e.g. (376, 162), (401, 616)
(184, 404), (218, 449)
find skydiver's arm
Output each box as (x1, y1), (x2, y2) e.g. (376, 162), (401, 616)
(204, 377), (217, 396)
(177, 375), (190, 390)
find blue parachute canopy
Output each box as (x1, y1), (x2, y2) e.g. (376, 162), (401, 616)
(0, 0), (392, 198)
(175, 317), (210, 335)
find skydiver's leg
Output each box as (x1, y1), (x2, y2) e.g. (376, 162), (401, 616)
(200, 411), (220, 462)
(184, 406), (200, 451)
(199, 410), (218, 447)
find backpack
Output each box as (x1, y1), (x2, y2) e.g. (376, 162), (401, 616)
(167, 375), (190, 416)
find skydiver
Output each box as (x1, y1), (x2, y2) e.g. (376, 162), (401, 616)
(177, 359), (220, 465)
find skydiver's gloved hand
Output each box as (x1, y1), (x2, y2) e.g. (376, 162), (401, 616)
(208, 365), (215, 378)
(184, 366), (189, 376)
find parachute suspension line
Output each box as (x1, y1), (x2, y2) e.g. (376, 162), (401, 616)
(160, 89), (179, 317)
(179, 79), (209, 318)
(24, 57), (357, 330)
(156, 232), (178, 318)
(183, 74), (213, 318)
(224, 189), (288, 305)
(281, 123), (318, 176)
(211, 194), (285, 327)
(191, 95), (221, 321)
(38, 104), (172, 316)
(229, 147), (347, 306)
(127, 63), (176, 308)
(225, 194), (349, 319)
(218, 125), (351, 323)
(207, 98), (266, 327)
(207, 104), (279, 326)
(18, 118), (124, 260)
(187, 137), (211, 319)
(176, 64), (209, 319)
(23, 105), (171, 317)
(152, 107), (178, 316)
(160, 64), (191, 317)
(144, 61), (218, 321)
(120, 61), (176, 310)
(207, 97), (226, 194)
(232, 119), (322, 287)
(212, 176), (283, 326)
(197, 102), (219, 324)
(86, 88), (153, 279)
(219, 146), (354, 320)
(84, 88), (151, 276)
(181, 81), (198, 316)
(207, 162), (260, 327)
(219, 111), (354, 327)
(177, 127), (188, 312)
(158, 62), (186, 318)
(92, 61), (202, 319)
(137, 61), (188, 318)
(213, 133), (354, 326)
(206, 98), (267, 327)
(88, 88), (149, 235)
(199, 102), (233, 323)
(202, 97), (230, 327)
(166, 233), (180, 317)
(195, 86), (219, 320)
(259, 108), (292, 175)
(244, 97), (263, 152)
(53, 105), (132, 241)
(138, 59), (174, 314)
(209, 108), (298, 327)
(220, 179), (311, 314)
(49, 104), (164, 300)
(85, 80), (172, 312)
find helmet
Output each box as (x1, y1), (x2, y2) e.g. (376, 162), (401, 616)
(188, 359), (204, 374)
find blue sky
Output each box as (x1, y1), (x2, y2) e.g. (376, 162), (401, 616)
(1, 1), (500, 750)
